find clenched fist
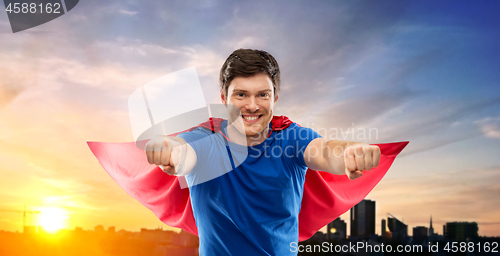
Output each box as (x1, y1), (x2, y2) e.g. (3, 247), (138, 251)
(344, 144), (381, 180)
(144, 135), (197, 176)
(145, 136), (177, 175)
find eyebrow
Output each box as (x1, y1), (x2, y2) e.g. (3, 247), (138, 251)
(232, 89), (272, 94)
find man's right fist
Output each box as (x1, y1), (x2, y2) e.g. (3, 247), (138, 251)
(145, 136), (176, 175)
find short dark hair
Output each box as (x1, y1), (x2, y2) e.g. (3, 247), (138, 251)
(219, 49), (280, 100)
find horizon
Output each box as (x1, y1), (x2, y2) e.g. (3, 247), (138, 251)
(0, 198), (496, 238)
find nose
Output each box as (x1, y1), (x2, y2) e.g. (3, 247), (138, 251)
(245, 96), (260, 112)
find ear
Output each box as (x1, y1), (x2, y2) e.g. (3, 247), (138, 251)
(220, 89), (227, 106)
(274, 92), (279, 103)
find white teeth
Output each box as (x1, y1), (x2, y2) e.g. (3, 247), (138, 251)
(243, 115), (259, 121)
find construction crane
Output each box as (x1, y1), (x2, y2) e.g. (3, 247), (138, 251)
(0, 205), (41, 232)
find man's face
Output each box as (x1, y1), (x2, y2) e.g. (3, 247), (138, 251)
(221, 73), (278, 139)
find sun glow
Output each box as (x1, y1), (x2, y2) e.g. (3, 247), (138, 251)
(39, 207), (68, 233)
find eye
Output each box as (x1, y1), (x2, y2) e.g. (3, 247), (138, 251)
(237, 93), (245, 97)
(260, 93), (269, 98)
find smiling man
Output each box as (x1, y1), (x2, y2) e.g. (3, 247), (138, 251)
(224, 72), (275, 146)
(145, 49), (381, 255)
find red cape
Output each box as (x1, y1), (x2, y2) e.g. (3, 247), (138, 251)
(87, 116), (408, 241)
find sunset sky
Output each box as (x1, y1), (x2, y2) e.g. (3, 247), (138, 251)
(1, 0), (499, 237)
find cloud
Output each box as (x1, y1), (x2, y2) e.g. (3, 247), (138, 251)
(373, 96), (500, 157)
(118, 10), (138, 16)
(324, 86), (421, 127)
(274, 50), (445, 139)
(391, 97), (500, 140)
(475, 117), (500, 139)
(0, 37), (229, 221)
(0, 85), (23, 109)
(368, 165), (500, 236)
(0, 51), (41, 109)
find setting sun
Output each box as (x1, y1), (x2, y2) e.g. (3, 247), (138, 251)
(38, 207), (68, 233)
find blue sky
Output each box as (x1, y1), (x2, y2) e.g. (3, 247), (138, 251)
(0, 0), (499, 236)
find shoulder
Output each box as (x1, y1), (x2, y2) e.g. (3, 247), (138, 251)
(177, 127), (213, 140)
(276, 123), (320, 140)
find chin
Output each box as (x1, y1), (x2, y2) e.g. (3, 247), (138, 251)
(244, 123), (266, 136)
(244, 130), (261, 137)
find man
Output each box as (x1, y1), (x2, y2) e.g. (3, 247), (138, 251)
(145, 49), (381, 255)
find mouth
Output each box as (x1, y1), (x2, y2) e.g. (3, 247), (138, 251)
(241, 115), (263, 123)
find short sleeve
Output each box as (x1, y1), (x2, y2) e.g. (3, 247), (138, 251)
(177, 128), (236, 186)
(176, 128), (212, 174)
(282, 124), (322, 170)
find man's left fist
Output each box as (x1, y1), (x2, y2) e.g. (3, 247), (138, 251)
(344, 144), (381, 180)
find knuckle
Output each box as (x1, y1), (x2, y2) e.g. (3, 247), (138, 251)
(346, 164), (354, 171)
(344, 147), (350, 157)
(162, 158), (170, 166)
(356, 146), (363, 154)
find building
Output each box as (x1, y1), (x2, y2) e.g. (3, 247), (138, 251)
(141, 227), (176, 244)
(413, 226), (428, 244)
(381, 219), (387, 238)
(173, 230), (199, 247)
(429, 216), (434, 236)
(350, 199), (376, 238)
(443, 222), (478, 241)
(327, 217), (347, 241)
(94, 225), (105, 233)
(387, 214), (407, 242)
(73, 227), (84, 236)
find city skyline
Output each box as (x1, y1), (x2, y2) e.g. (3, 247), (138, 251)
(1, 0), (499, 237)
(0, 224), (199, 256)
(1, 199), (496, 239)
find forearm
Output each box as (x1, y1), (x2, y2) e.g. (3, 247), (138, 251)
(322, 140), (359, 175)
(167, 136), (197, 176)
(305, 137), (381, 179)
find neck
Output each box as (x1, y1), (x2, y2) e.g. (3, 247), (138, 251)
(226, 122), (270, 146)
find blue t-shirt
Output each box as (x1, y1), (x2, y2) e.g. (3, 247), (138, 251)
(177, 120), (321, 256)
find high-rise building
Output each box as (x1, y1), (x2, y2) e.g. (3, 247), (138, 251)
(429, 216), (434, 236)
(350, 199), (376, 238)
(327, 217), (347, 241)
(381, 219), (387, 238)
(387, 214), (407, 242)
(444, 222), (478, 241)
(413, 226), (428, 244)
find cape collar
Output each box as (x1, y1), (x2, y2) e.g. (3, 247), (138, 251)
(197, 115), (294, 133)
